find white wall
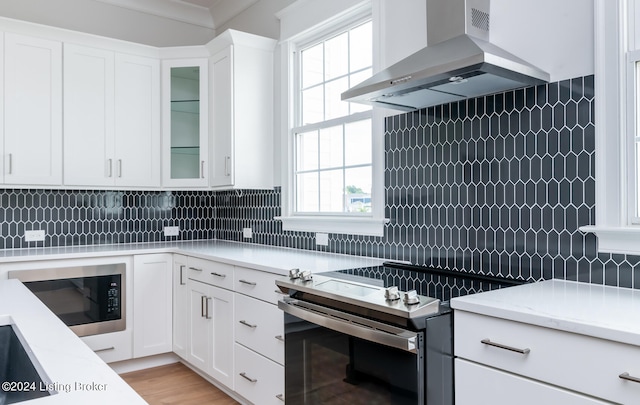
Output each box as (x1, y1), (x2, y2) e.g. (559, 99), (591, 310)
(491, 0), (594, 81)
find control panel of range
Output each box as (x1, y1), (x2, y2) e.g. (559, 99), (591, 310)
(278, 268), (440, 319)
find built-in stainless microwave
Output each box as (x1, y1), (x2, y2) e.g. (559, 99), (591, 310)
(9, 264), (126, 337)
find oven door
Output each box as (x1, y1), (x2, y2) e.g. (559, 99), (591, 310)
(279, 297), (424, 405)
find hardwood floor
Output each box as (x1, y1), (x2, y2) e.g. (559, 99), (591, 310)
(121, 362), (239, 405)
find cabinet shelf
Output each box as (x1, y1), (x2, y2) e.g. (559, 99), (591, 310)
(171, 146), (200, 156)
(171, 100), (199, 114)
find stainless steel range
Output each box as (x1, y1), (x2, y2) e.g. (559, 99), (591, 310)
(277, 262), (524, 405)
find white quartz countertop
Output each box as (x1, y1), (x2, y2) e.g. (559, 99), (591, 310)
(450, 279), (640, 346)
(0, 279), (145, 404)
(0, 240), (388, 275)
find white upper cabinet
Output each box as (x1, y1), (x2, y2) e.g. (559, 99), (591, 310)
(3, 32), (63, 185)
(114, 53), (161, 187)
(208, 30), (276, 189)
(63, 44), (115, 187)
(64, 43), (160, 188)
(162, 58), (209, 188)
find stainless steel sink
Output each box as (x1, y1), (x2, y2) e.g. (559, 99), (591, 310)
(0, 324), (52, 404)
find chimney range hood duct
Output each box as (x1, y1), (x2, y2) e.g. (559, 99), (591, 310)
(342, 0), (550, 111)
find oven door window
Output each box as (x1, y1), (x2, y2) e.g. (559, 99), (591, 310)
(285, 313), (423, 404)
(24, 274), (122, 326)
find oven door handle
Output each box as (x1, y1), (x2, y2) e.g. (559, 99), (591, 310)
(278, 299), (419, 353)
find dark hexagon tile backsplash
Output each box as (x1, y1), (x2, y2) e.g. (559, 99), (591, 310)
(1, 75), (639, 289)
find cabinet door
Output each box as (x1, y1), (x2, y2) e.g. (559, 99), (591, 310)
(173, 255), (189, 359)
(114, 54), (160, 187)
(162, 58), (209, 187)
(210, 47), (233, 187)
(208, 284), (234, 390)
(187, 279), (210, 371)
(455, 359), (609, 405)
(132, 254), (173, 358)
(4, 33), (62, 185)
(64, 44), (115, 186)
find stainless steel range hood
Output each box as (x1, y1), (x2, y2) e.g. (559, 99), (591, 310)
(341, 0), (549, 111)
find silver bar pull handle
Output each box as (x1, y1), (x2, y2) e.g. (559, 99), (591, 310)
(7, 153), (12, 175)
(201, 295), (206, 318)
(239, 372), (257, 383)
(190, 267), (203, 272)
(106, 158), (113, 177)
(117, 159), (122, 177)
(225, 156), (231, 176)
(201, 160), (205, 178)
(179, 265), (186, 285)
(275, 335), (285, 342)
(210, 272), (227, 278)
(481, 338), (530, 355)
(619, 372), (640, 384)
(276, 394), (284, 402)
(239, 320), (257, 329)
(239, 279), (257, 286)
(205, 297), (211, 319)
(279, 298), (418, 353)
(94, 346), (115, 353)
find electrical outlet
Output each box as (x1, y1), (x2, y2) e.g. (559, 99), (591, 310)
(164, 226), (180, 236)
(243, 227), (253, 239)
(24, 230), (45, 242)
(315, 232), (329, 246)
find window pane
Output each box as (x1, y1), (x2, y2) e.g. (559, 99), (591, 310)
(325, 77), (349, 120)
(319, 126), (343, 169)
(349, 70), (372, 114)
(297, 172), (319, 212)
(350, 21), (372, 72)
(325, 32), (348, 81)
(320, 169), (344, 212)
(345, 166), (372, 213)
(345, 120), (372, 166)
(302, 43), (323, 88)
(637, 142), (640, 217)
(296, 130), (318, 171)
(302, 85), (323, 124)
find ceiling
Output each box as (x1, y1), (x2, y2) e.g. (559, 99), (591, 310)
(95, 0), (260, 30)
(0, 0), (267, 46)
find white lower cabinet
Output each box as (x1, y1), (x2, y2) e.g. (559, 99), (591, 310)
(172, 255), (189, 359)
(455, 359), (609, 405)
(132, 254), (173, 358)
(234, 292), (284, 365)
(187, 277), (235, 389)
(454, 310), (640, 404)
(235, 343), (285, 405)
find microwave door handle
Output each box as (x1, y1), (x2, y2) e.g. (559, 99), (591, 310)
(278, 299), (418, 353)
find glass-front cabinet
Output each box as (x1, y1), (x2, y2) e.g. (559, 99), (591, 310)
(162, 58), (208, 187)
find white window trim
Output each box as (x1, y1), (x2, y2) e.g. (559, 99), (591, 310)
(276, 0), (388, 237)
(580, 0), (640, 254)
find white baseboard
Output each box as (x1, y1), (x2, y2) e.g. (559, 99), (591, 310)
(109, 352), (180, 374)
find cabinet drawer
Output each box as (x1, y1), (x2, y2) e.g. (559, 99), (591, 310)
(234, 267), (285, 304)
(187, 258), (233, 290)
(455, 311), (640, 404)
(235, 293), (284, 365)
(455, 359), (609, 405)
(234, 343), (284, 405)
(82, 330), (132, 364)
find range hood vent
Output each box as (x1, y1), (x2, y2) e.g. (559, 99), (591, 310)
(342, 0), (549, 111)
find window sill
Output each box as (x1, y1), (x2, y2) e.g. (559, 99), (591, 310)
(579, 226), (640, 255)
(276, 216), (389, 237)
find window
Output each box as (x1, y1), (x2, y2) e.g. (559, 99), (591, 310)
(581, 0), (640, 253)
(277, 2), (387, 237)
(294, 20), (373, 215)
